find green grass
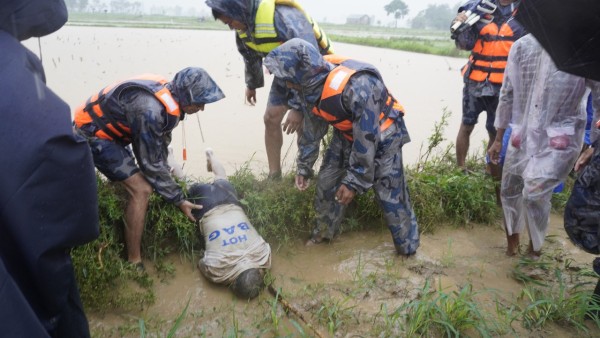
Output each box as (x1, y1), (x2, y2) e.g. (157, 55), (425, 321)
(66, 12), (468, 57)
(331, 34), (469, 57)
(397, 280), (508, 337)
(68, 12), (224, 30)
(73, 109), (502, 312)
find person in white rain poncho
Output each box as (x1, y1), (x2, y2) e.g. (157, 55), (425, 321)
(488, 34), (600, 257)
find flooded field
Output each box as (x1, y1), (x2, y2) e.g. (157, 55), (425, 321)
(24, 25), (482, 180)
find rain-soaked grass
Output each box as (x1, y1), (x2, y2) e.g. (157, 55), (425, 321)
(66, 12), (469, 57)
(511, 252), (600, 334)
(330, 34), (469, 57)
(73, 109), (599, 336)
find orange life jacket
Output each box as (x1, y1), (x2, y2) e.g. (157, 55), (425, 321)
(73, 74), (181, 143)
(462, 9), (525, 84)
(314, 58), (404, 141)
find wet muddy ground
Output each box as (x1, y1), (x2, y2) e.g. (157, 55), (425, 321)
(88, 213), (600, 337)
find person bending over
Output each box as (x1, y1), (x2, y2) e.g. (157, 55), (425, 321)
(263, 39), (420, 256)
(73, 67), (225, 268)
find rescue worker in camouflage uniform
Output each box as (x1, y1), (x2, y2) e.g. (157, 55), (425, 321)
(73, 68), (225, 268)
(205, 0), (333, 178)
(263, 39), (420, 256)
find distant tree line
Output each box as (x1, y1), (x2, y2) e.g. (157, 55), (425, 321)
(67, 0), (460, 30)
(65, 0), (142, 14)
(383, 0), (461, 30)
(411, 3), (461, 30)
(65, 0), (189, 15)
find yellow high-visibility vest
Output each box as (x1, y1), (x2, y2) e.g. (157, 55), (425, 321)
(238, 0), (333, 55)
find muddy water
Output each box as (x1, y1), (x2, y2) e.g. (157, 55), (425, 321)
(88, 213), (598, 337)
(23, 26), (486, 180)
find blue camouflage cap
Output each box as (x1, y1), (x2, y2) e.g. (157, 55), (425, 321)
(171, 67), (225, 106)
(263, 38), (332, 89)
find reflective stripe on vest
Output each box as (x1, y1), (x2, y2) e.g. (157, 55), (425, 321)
(313, 63), (402, 141)
(463, 14), (520, 84)
(73, 74), (180, 142)
(238, 0), (334, 55)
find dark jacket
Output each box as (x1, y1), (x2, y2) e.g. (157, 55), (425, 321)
(0, 0), (99, 334)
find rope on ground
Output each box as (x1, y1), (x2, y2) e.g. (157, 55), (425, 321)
(267, 284), (325, 338)
(97, 242), (109, 269)
(281, 134), (296, 168)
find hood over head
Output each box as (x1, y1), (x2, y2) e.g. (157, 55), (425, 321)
(263, 38), (333, 106)
(205, 0), (258, 30)
(171, 67), (225, 107)
(264, 38), (333, 88)
(0, 0), (68, 41)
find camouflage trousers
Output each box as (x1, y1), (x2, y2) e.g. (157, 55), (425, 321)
(564, 146), (600, 254)
(310, 127), (420, 255)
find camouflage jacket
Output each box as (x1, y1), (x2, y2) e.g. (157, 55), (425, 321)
(297, 72), (409, 194)
(121, 89), (184, 204)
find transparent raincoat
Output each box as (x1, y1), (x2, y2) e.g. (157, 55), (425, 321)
(495, 34), (598, 252)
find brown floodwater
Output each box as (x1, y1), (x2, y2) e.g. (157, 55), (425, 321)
(23, 26), (486, 180)
(88, 213), (598, 337)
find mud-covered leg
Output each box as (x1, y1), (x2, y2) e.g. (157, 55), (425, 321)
(373, 135), (419, 256)
(501, 171), (525, 256)
(309, 137), (348, 244)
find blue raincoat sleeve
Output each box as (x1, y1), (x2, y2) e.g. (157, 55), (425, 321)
(0, 258), (49, 336)
(0, 29), (99, 330)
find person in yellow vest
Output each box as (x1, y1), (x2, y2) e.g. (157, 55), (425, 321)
(73, 68), (225, 269)
(205, 0), (333, 178)
(263, 39), (420, 256)
(451, 0), (526, 195)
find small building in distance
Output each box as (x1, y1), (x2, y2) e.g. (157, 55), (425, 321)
(346, 14), (373, 26)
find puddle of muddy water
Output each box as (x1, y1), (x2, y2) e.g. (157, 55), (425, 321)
(89, 213), (600, 337)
